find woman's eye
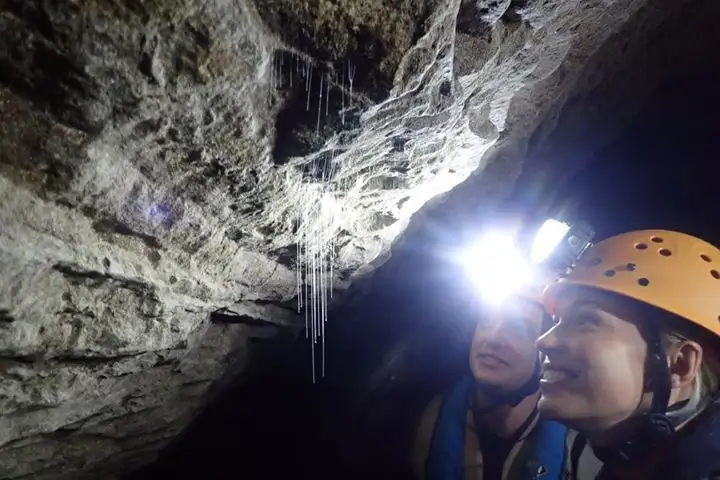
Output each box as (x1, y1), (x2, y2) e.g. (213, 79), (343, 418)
(497, 316), (535, 338)
(573, 314), (598, 327)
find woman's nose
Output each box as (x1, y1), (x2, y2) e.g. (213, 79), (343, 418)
(536, 323), (561, 353)
(482, 320), (512, 345)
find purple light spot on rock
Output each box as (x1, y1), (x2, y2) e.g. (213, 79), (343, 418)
(148, 203), (172, 223)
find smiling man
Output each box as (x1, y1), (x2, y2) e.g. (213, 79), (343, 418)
(411, 289), (587, 480)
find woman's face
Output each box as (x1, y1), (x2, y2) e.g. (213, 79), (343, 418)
(536, 288), (649, 432)
(469, 298), (545, 392)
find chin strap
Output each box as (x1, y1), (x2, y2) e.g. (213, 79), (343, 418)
(571, 325), (715, 478)
(574, 398), (712, 480)
(590, 326), (675, 466)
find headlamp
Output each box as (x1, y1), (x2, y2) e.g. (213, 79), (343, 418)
(531, 219), (595, 272)
(460, 218), (595, 303)
(460, 231), (534, 304)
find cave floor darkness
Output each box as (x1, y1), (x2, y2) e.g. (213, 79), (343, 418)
(125, 70), (720, 480)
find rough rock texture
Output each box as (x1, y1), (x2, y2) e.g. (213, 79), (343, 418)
(0, 0), (716, 478)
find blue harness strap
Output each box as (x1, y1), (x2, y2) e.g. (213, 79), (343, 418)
(518, 420), (568, 480)
(426, 376), (475, 480)
(426, 376), (567, 480)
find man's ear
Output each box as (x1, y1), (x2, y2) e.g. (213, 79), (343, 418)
(667, 340), (703, 388)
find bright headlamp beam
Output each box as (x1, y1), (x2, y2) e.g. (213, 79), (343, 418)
(530, 219), (570, 265)
(461, 232), (533, 304)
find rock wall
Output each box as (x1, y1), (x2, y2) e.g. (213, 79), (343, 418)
(0, 0), (709, 478)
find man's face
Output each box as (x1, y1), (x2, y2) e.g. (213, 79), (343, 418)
(468, 297), (545, 392)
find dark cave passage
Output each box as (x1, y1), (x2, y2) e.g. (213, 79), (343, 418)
(565, 68), (720, 245)
(125, 54), (720, 480)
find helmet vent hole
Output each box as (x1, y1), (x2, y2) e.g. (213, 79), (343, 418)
(638, 278), (650, 287)
(659, 248), (672, 257)
(711, 270), (720, 280)
(635, 243), (648, 250)
(651, 236), (664, 243)
(701, 254), (712, 263)
(604, 269), (616, 277)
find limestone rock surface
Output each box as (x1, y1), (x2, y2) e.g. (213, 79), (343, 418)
(0, 0), (716, 478)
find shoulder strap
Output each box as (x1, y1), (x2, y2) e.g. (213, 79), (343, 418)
(528, 420), (569, 480)
(570, 434), (587, 480)
(426, 377), (475, 480)
(506, 419), (568, 480)
(413, 396), (444, 479)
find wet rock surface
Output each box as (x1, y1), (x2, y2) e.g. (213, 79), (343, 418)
(0, 0), (717, 478)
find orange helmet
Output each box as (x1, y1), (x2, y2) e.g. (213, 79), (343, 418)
(543, 230), (720, 338)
